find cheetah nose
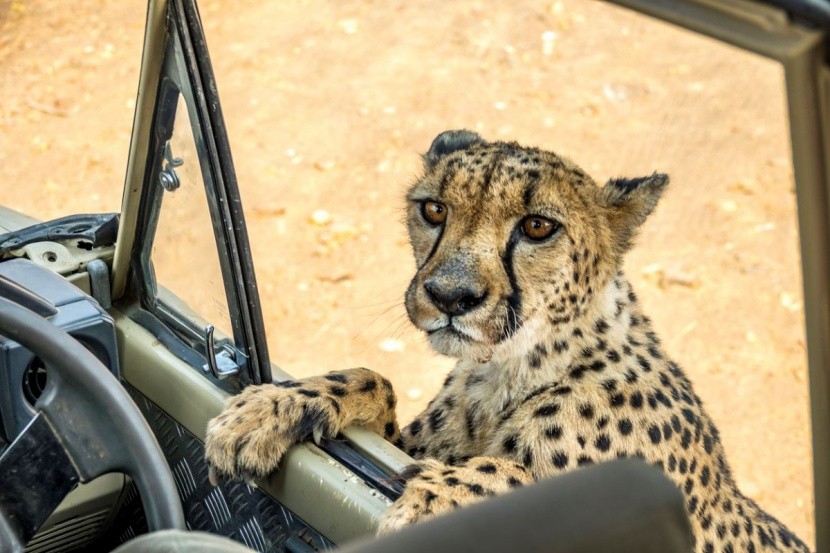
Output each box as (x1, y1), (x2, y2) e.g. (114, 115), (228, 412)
(424, 279), (487, 316)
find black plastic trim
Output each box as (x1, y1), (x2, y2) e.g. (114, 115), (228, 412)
(317, 439), (404, 500)
(0, 213), (119, 256)
(0, 414), (79, 548)
(0, 273), (57, 318)
(757, 0), (830, 28)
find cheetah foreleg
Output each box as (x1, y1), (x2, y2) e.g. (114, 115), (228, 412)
(205, 368), (400, 483)
(378, 456), (532, 535)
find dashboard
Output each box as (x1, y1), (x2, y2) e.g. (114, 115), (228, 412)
(0, 259), (120, 443)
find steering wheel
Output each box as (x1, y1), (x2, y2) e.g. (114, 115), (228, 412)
(0, 296), (184, 551)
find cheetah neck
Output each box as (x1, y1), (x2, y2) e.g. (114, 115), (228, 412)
(463, 274), (644, 410)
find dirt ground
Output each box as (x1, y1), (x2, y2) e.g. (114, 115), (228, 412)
(0, 0), (815, 545)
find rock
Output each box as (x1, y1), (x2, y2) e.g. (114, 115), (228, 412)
(720, 200), (738, 213)
(309, 209), (332, 226)
(317, 223), (358, 249)
(316, 273), (353, 284)
(252, 204), (286, 217)
(660, 268), (700, 289)
(641, 263), (700, 289)
(779, 292), (801, 312)
(338, 19), (359, 35)
(379, 338), (405, 352)
(541, 30), (557, 56)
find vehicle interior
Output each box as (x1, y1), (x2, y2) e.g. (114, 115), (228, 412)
(0, 0), (826, 551)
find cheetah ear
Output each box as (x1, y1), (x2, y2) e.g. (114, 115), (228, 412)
(598, 173), (669, 252)
(423, 129), (487, 171)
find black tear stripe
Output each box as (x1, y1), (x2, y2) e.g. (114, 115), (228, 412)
(419, 162), (463, 270)
(501, 232), (523, 340)
(420, 224), (445, 269)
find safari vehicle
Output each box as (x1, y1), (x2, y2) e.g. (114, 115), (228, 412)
(0, 0), (826, 551)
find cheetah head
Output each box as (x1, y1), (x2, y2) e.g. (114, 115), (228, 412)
(404, 130), (668, 363)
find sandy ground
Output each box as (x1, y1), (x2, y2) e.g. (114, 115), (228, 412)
(0, 0), (815, 545)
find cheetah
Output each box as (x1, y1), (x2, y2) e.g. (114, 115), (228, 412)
(205, 130), (811, 552)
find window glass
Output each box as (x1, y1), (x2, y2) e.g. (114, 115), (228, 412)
(152, 93), (234, 340)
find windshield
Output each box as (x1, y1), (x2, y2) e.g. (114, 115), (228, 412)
(151, 93), (234, 340)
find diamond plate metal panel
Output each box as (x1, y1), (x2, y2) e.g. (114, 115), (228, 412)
(119, 384), (334, 552)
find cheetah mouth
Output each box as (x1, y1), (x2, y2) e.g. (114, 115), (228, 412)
(427, 324), (473, 342)
(425, 319), (480, 343)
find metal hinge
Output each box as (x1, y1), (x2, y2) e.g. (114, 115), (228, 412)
(159, 141), (183, 192)
(202, 324), (245, 379)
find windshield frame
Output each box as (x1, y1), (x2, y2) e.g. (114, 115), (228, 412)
(114, 0), (271, 386)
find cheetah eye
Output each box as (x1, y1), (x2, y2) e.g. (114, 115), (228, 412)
(521, 216), (560, 241)
(421, 200), (447, 225)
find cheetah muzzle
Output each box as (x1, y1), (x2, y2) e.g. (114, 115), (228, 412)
(205, 130), (812, 552)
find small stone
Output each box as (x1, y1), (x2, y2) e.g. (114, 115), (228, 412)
(580, 103), (600, 117)
(729, 180), (754, 195)
(779, 292), (801, 312)
(642, 263), (699, 289)
(641, 263), (663, 279)
(376, 159), (392, 173)
(379, 338), (405, 352)
(253, 204), (286, 217)
(338, 19), (359, 34)
(541, 31), (557, 55)
(310, 209), (332, 226)
(317, 223), (358, 249)
(316, 273), (353, 284)
(659, 268), (700, 289)
(741, 480), (760, 499)
(720, 200), (738, 213)
(602, 83), (629, 103)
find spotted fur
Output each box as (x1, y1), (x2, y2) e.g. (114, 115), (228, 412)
(205, 131), (810, 552)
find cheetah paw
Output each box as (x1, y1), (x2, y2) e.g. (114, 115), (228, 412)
(204, 381), (340, 484)
(377, 457), (531, 535)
